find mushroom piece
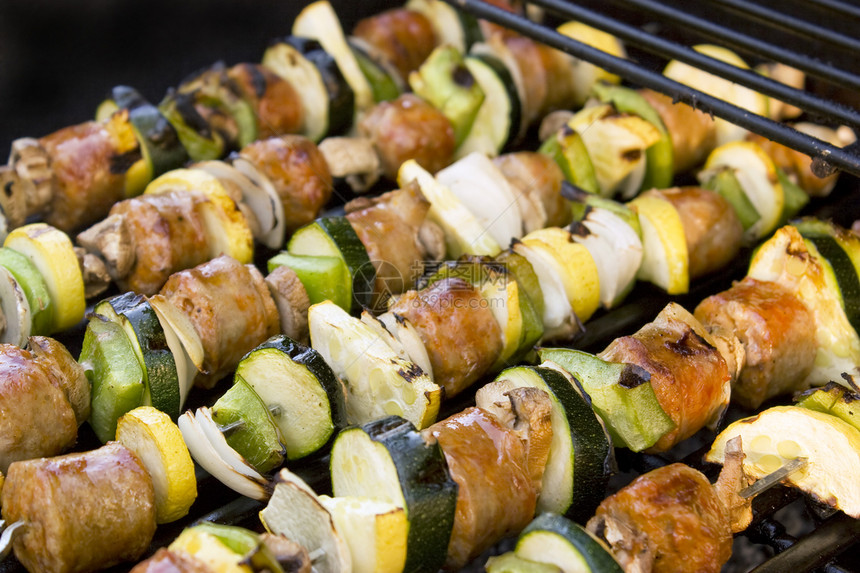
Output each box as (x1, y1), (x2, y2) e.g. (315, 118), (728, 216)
(265, 265), (311, 344)
(76, 213), (135, 281)
(74, 247), (112, 300)
(475, 382), (554, 494)
(317, 136), (381, 193)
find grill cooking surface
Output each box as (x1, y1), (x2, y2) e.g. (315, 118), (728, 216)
(0, 0), (858, 571)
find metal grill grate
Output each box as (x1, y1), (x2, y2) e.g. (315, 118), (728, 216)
(446, 0), (860, 178)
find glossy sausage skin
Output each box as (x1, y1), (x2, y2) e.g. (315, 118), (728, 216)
(359, 94), (456, 180)
(353, 8), (437, 81)
(239, 136), (333, 234)
(1, 442), (157, 573)
(639, 88), (716, 174)
(345, 185), (431, 301)
(160, 255), (280, 388)
(228, 63), (304, 140)
(599, 306), (730, 452)
(109, 190), (211, 295)
(0, 344), (77, 473)
(493, 151), (570, 231)
(39, 121), (129, 232)
(423, 407), (536, 569)
(695, 276), (815, 408)
(28, 335), (90, 425)
(388, 278), (502, 397)
(589, 463), (732, 573)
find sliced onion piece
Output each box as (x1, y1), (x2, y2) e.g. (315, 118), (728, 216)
(149, 294), (205, 376)
(436, 152), (524, 248)
(0, 266), (30, 347)
(377, 312), (434, 381)
(149, 297), (196, 408)
(232, 156), (286, 250)
(178, 409), (271, 500)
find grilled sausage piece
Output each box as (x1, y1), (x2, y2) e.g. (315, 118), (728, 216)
(643, 187), (743, 279)
(28, 335), (90, 425)
(493, 151), (570, 232)
(359, 93), (456, 180)
(388, 278), (502, 397)
(423, 407), (537, 569)
(108, 189), (211, 295)
(694, 277), (816, 408)
(228, 63), (304, 140)
(353, 8), (437, 81)
(39, 120), (132, 232)
(1, 442), (157, 573)
(160, 255), (280, 388)
(345, 184), (431, 301)
(587, 463), (732, 573)
(0, 344), (77, 473)
(639, 88), (717, 174)
(599, 304), (730, 452)
(239, 135), (333, 235)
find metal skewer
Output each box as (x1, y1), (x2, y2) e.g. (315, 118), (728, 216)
(739, 457), (809, 499)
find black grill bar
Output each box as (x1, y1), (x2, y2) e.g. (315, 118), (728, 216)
(530, 0), (860, 115)
(444, 0), (860, 179)
(809, 0), (860, 20)
(711, 0), (860, 53)
(599, 0), (860, 91)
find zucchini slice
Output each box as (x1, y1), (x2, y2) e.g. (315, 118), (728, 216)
(5, 223), (85, 333)
(405, 0), (483, 53)
(0, 247), (52, 336)
(262, 36), (354, 142)
(308, 301), (441, 430)
(792, 218), (860, 335)
(456, 53), (522, 158)
(478, 366), (612, 522)
(80, 316), (146, 443)
(515, 513), (623, 573)
(287, 216), (374, 314)
(93, 292), (180, 420)
(348, 37), (403, 103)
(96, 85), (189, 183)
(293, 1), (374, 113)
(235, 334), (346, 460)
(330, 416), (458, 573)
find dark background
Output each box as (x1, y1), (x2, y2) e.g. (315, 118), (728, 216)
(0, 0), (393, 158)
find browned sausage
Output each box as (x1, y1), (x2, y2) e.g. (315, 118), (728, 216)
(353, 8), (437, 81)
(588, 463), (732, 573)
(39, 121), (130, 232)
(228, 63), (304, 140)
(388, 278), (502, 397)
(493, 151), (570, 231)
(28, 335), (90, 425)
(239, 136), (333, 234)
(423, 407), (536, 569)
(345, 185), (431, 302)
(639, 88), (717, 174)
(160, 255), (280, 388)
(599, 304), (730, 452)
(1, 442), (157, 573)
(359, 94), (456, 180)
(642, 187), (743, 279)
(695, 276), (815, 408)
(0, 344), (77, 473)
(109, 189), (211, 295)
